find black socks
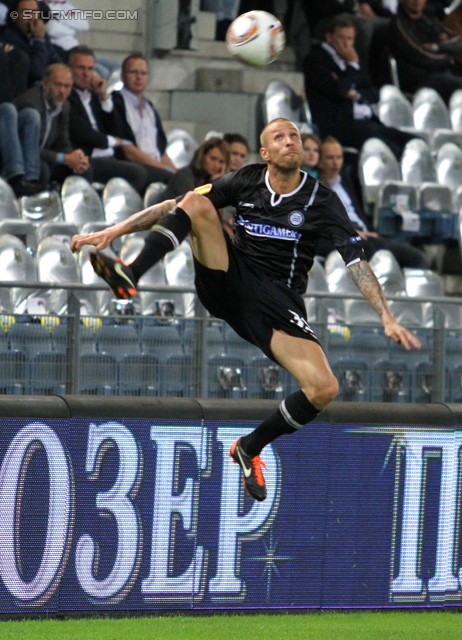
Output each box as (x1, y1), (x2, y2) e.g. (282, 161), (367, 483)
(130, 207), (192, 283)
(240, 390), (320, 458)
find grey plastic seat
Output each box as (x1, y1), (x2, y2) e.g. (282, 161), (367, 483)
(20, 189), (62, 224)
(37, 221), (78, 247)
(144, 182), (167, 208)
(401, 138), (436, 185)
(418, 182), (452, 211)
(164, 240), (196, 317)
(370, 250), (406, 295)
(378, 182), (417, 209)
(305, 257), (331, 323)
(450, 105), (462, 132)
(436, 142), (462, 189)
(166, 128), (199, 169)
(61, 176), (104, 225)
(262, 80), (312, 131)
(0, 178), (20, 220)
(378, 86), (413, 128)
(0, 234), (37, 313)
(359, 138), (401, 204)
(103, 177), (143, 224)
(449, 88), (462, 112)
(413, 88), (451, 130)
(36, 236), (80, 314)
(431, 129), (462, 154)
(0, 219), (37, 253)
(119, 236), (167, 316)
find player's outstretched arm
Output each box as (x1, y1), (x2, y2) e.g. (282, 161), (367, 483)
(348, 260), (421, 350)
(70, 198), (177, 253)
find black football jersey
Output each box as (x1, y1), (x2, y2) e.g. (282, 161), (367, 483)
(207, 163), (365, 294)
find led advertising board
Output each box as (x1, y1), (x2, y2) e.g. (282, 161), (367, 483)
(0, 418), (460, 613)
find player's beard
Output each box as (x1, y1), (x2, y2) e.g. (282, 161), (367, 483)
(272, 155), (302, 174)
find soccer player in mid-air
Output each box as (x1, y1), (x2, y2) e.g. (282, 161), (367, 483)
(71, 118), (421, 502)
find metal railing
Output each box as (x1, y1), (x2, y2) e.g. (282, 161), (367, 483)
(0, 282), (460, 402)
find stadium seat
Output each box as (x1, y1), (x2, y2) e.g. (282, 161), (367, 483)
(436, 142), (462, 190)
(36, 237), (81, 314)
(401, 139), (436, 185)
(206, 321), (226, 357)
(119, 353), (160, 396)
(247, 355), (286, 399)
(376, 182), (419, 238)
(29, 351), (66, 395)
(404, 268), (460, 328)
(166, 128), (199, 169)
(9, 322), (53, 358)
(163, 353), (194, 396)
(412, 88), (451, 131)
(61, 176), (104, 225)
(0, 234), (37, 313)
(0, 350), (26, 394)
(97, 323), (141, 361)
(103, 177), (143, 224)
(20, 190), (62, 224)
(79, 352), (118, 395)
(378, 85), (414, 128)
(330, 356), (370, 402)
(262, 79), (312, 131)
(37, 221), (78, 247)
(370, 250), (406, 295)
(305, 256), (331, 323)
(144, 182), (167, 208)
(164, 240), (195, 317)
(371, 359), (412, 402)
(0, 219), (37, 253)
(207, 353), (246, 398)
(431, 129), (462, 154)
(358, 138), (401, 205)
(0, 178), (20, 220)
(140, 323), (183, 360)
(225, 325), (261, 362)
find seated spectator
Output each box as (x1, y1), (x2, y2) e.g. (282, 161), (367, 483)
(163, 137), (229, 200)
(14, 62), (90, 185)
(304, 14), (414, 158)
(0, 41), (29, 102)
(111, 53), (176, 185)
(301, 133), (321, 178)
(223, 132), (250, 171)
(444, 4), (462, 72)
(389, 0), (462, 102)
(316, 136), (430, 269)
(0, 0), (60, 86)
(67, 45), (152, 194)
(0, 101), (43, 195)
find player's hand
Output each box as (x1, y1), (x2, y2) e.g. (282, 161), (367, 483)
(383, 315), (421, 350)
(71, 229), (115, 253)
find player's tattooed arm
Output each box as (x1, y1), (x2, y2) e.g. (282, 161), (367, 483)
(70, 199), (177, 252)
(348, 259), (389, 318)
(348, 259), (421, 350)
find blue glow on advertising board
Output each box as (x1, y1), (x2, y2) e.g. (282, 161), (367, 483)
(0, 418), (460, 614)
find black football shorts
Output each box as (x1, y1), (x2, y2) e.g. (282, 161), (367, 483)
(193, 232), (320, 363)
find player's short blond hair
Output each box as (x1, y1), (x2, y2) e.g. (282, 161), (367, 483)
(260, 118), (300, 147)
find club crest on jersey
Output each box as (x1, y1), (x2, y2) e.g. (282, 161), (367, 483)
(288, 211), (304, 227)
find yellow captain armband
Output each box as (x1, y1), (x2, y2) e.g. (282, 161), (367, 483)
(194, 183), (213, 196)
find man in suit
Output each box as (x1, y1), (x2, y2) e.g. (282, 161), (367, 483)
(304, 14), (414, 158)
(316, 136), (430, 269)
(13, 62), (90, 184)
(67, 45), (150, 193)
(111, 52), (176, 185)
(0, 0), (61, 87)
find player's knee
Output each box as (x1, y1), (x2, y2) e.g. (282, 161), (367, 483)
(303, 373), (338, 409)
(178, 191), (216, 224)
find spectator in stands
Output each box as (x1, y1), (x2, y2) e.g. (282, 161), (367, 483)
(0, 41), (29, 102)
(0, 101), (43, 195)
(14, 63), (90, 185)
(111, 52), (176, 186)
(163, 137), (229, 200)
(67, 45), (150, 194)
(223, 132), (250, 171)
(304, 14), (414, 158)
(316, 136), (430, 269)
(301, 133), (321, 178)
(389, 0), (462, 102)
(443, 4), (462, 72)
(0, 0), (60, 86)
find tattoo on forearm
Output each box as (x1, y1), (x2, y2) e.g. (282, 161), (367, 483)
(124, 200), (176, 234)
(348, 260), (390, 318)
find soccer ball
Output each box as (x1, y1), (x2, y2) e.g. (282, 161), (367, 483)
(225, 11), (285, 67)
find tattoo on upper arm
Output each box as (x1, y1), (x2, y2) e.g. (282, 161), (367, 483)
(348, 260), (389, 318)
(124, 200), (175, 233)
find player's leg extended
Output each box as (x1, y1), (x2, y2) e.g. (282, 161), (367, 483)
(246, 331), (338, 454)
(91, 192), (228, 297)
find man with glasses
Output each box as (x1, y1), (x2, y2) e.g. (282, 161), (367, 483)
(112, 52), (176, 184)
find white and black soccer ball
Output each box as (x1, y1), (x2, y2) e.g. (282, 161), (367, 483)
(225, 11), (285, 67)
